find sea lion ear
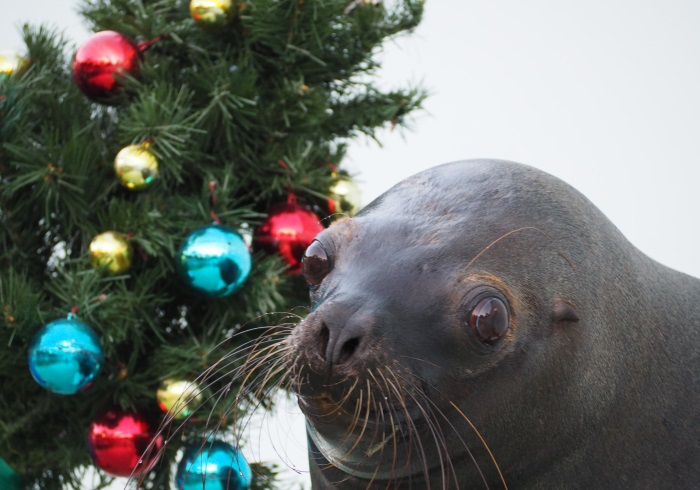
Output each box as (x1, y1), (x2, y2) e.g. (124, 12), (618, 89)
(551, 301), (580, 324)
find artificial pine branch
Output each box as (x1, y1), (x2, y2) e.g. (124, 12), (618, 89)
(0, 0), (425, 488)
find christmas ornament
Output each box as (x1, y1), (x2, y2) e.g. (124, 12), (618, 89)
(89, 231), (132, 274)
(0, 457), (22, 490)
(253, 200), (323, 275)
(114, 142), (159, 190)
(72, 31), (141, 104)
(190, 0), (234, 29)
(176, 440), (252, 490)
(0, 51), (26, 77)
(177, 224), (251, 298)
(156, 378), (203, 419)
(27, 315), (104, 395)
(87, 408), (163, 477)
(327, 173), (362, 217)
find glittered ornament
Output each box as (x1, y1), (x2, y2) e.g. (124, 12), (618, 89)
(0, 51), (27, 77)
(177, 224), (251, 298)
(27, 315), (104, 395)
(327, 174), (362, 217)
(87, 408), (163, 477)
(72, 31), (141, 104)
(90, 231), (132, 274)
(176, 440), (252, 490)
(190, 0), (234, 28)
(156, 378), (203, 420)
(114, 142), (159, 190)
(253, 200), (323, 275)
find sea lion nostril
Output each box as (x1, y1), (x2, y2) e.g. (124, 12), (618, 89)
(337, 337), (360, 365)
(319, 324), (330, 360)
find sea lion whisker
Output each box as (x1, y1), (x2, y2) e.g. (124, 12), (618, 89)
(333, 380), (377, 470)
(211, 348), (290, 429)
(384, 368), (434, 490)
(358, 393), (385, 490)
(206, 318), (296, 354)
(397, 354), (442, 369)
(211, 370), (291, 450)
(315, 386), (375, 486)
(203, 332), (291, 386)
(251, 360), (290, 401)
(406, 389), (457, 489)
(463, 226), (543, 272)
(372, 369), (408, 487)
(381, 368), (425, 486)
(398, 369), (503, 489)
(450, 401), (508, 490)
(337, 377), (360, 406)
(388, 366), (470, 489)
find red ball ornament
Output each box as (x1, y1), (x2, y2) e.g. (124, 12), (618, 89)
(72, 31), (141, 104)
(254, 198), (324, 275)
(87, 408), (163, 477)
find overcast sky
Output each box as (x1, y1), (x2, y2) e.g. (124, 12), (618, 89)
(3, 1), (700, 487)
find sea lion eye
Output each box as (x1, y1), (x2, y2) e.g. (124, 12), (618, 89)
(469, 297), (509, 345)
(302, 240), (331, 286)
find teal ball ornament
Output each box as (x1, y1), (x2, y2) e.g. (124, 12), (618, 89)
(27, 316), (104, 395)
(177, 224), (252, 298)
(176, 440), (252, 490)
(0, 457), (22, 490)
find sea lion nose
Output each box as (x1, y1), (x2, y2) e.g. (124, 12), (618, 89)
(317, 306), (373, 369)
(321, 323), (361, 366)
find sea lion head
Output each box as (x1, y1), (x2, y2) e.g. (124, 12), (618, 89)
(286, 159), (647, 487)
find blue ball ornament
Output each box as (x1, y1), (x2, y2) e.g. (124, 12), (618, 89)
(177, 224), (251, 298)
(176, 440), (252, 490)
(27, 316), (104, 395)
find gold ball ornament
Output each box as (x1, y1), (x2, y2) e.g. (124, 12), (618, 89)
(156, 379), (203, 419)
(114, 143), (159, 190)
(190, 0), (234, 28)
(89, 232), (132, 274)
(0, 51), (27, 77)
(328, 174), (362, 217)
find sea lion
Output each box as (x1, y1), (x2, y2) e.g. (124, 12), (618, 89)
(285, 159), (699, 489)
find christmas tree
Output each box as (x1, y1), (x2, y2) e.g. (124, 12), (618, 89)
(0, 0), (424, 488)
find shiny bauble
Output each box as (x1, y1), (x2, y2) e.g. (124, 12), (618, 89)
(253, 202), (323, 275)
(72, 31), (141, 104)
(114, 143), (159, 190)
(89, 231), (132, 274)
(190, 0), (234, 29)
(156, 378), (203, 420)
(327, 174), (362, 217)
(177, 224), (251, 298)
(27, 316), (104, 395)
(0, 457), (22, 490)
(0, 51), (27, 77)
(87, 408), (163, 477)
(176, 440), (252, 490)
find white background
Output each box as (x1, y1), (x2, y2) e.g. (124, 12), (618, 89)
(3, 1), (699, 488)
